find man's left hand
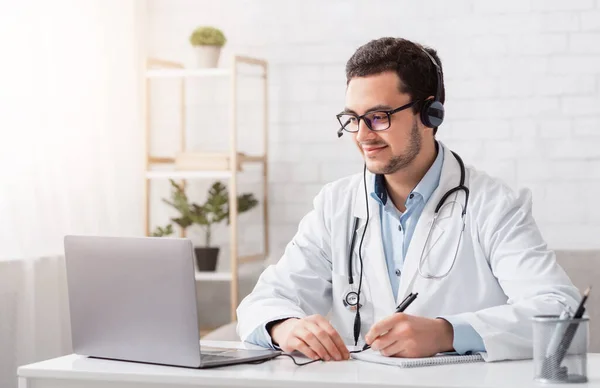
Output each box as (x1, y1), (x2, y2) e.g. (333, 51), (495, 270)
(365, 314), (454, 357)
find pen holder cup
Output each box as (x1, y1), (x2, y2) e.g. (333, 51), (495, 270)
(532, 315), (589, 384)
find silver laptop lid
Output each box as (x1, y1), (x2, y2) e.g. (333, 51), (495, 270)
(64, 235), (202, 367)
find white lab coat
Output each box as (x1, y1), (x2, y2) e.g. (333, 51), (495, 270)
(237, 141), (580, 362)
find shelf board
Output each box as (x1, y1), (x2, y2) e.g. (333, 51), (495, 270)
(195, 272), (233, 281)
(195, 260), (265, 282)
(148, 153), (266, 163)
(239, 154), (266, 163)
(146, 68), (231, 79)
(238, 253), (265, 265)
(147, 153), (266, 174)
(175, 152), (239, 171)
(146, 170), (232, 180)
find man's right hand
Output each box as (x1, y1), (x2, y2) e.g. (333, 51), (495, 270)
(269, 315), (350, 361)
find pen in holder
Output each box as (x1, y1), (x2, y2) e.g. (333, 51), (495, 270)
(533, 314), (589, 384)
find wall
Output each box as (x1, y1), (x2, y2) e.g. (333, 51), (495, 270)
(0, 0), (146, 259)
(0, 1), (145, 386)
(146, 0), (600, 267)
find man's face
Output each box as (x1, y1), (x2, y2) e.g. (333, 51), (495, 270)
(344, 71), (422, 175)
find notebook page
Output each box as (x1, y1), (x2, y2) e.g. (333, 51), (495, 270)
(351, 349), (484, 368)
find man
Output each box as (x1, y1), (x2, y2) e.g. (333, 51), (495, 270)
(236, 37), (579, 362)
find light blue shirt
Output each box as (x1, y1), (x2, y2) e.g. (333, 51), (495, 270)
(245, 142), (486, 355)
(371, 142), (485, 355)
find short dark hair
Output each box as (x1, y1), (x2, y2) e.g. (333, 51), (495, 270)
(345, 37), (445, 134)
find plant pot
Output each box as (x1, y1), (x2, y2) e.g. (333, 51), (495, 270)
(194, 247), (219, 271)
(194, 45), (221, 68)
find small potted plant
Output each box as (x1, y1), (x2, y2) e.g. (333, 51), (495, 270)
(189, 26), (227, 68)
(153, 179), (258, 271)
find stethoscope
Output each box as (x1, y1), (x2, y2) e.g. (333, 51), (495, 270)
(343, 151), (469, 345)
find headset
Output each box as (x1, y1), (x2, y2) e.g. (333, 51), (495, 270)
(339, 45), (446, 346)
(418, 48), (445, 130)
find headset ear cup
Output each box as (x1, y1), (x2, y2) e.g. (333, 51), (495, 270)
(420, 100), (445, 128)
(419, 100), (433, 127)
(427, 101), (445, 128)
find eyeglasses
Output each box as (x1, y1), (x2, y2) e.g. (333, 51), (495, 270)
(336, 100), (418, 133)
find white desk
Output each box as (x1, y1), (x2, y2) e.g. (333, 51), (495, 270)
(17, 341), (600, 388)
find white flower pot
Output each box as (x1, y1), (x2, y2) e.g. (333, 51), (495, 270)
(194, 45), (221, 68)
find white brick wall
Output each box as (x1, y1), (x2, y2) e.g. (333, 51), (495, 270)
(146, 0), (600, 264)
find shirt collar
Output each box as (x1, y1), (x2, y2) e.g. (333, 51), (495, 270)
(371, 141), (444, 206)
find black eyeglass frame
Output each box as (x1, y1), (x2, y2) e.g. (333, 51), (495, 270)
(336, 100), (419, 133)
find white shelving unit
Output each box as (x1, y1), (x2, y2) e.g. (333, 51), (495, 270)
(143, 56), (269, 321)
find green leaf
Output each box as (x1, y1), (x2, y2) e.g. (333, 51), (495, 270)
(151, 224), (174, 237)
(162, 179), (195, 230)
(205, 182), (228, 224)
(224, 193), (259, 225)
(237, 193), (259, 213)
(172, 216), (193, 229)
(190, 203), (209, 225)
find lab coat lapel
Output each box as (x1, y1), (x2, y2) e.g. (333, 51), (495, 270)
(352, 171), (397, 320)
(395, 142), (461, 305)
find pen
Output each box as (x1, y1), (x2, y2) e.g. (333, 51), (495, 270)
(362, 292), (419, 351)
(544, 308), (572, 358)
(572, 286), (591, 319)
(552, 287), (591, 365)
(395, 292), (418, 313)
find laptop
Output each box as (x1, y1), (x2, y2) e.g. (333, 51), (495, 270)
(64, 235), (281, 368)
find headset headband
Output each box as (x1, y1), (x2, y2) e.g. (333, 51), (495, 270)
(419, 48), (442, 104)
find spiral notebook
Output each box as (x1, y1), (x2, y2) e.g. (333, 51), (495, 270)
(351, 349), (484, 368)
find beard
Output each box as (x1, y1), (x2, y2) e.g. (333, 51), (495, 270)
(367, 119), (422, 175)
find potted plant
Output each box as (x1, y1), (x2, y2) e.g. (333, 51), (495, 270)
(189, 26), (227, 68)
(153, 179), (258, 271)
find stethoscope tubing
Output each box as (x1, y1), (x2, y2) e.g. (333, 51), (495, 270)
(345, 151), (468, 305)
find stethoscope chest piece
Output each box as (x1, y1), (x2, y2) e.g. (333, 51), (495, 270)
(343, 290), (362, 311)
